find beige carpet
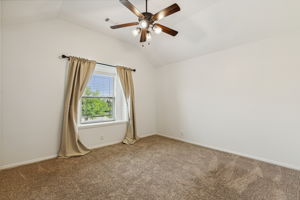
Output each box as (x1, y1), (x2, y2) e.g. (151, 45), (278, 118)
(0, 135), (299, 200)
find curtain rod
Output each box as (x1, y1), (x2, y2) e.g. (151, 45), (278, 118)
(61, 54), (136, 72)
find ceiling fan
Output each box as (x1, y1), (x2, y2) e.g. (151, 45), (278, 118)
(111, 0), (181, 43)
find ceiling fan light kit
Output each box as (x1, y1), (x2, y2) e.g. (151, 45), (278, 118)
(139, 19), (149, 29)
(153, 25), (162, 34)
(132, 28), (141, 36)
(111, 0), (180, 45)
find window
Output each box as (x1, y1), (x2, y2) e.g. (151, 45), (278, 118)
(79, 64), (126, 125)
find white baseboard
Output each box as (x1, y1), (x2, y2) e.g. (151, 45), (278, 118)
(0, 133), (158, 171)
(158, 133), (300, 171)
(90, 132), (157, 149)
(0, 155), (58, 170)
(89, 140), (122, 149)
(139, 132), (157, 138)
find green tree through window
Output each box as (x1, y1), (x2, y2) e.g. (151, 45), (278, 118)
(81, 87), (113, 121)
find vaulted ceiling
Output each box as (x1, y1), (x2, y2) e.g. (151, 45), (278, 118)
(2, 0), (300, 67)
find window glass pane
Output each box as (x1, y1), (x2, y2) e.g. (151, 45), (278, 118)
(81, 73), (115, 123)
(84, 74), (114, 97)
(81, 97), (114, 123)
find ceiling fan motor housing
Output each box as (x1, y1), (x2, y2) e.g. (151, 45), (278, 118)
(139, 12), (154, 25)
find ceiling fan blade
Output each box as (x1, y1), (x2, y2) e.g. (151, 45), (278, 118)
(155, 24), (178, 36)
(152, 3), (180, 21)
(111, 22), (139, 29)
(120, 0), (144, 18)
(140, 29), (147, 42)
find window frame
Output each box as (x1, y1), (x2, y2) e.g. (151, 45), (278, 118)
(79, 68), (117, 125)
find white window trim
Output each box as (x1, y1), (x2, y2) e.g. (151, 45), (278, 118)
(80, 73), (116, 124)
(78, 64), (127, 128)
(78, 120), (128, 130)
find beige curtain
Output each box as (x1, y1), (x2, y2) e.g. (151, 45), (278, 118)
(59, 57), (96, 157)
(117, 66), (137, 144)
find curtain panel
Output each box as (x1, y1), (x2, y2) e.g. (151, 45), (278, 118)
(59, 57), (96, 157)
(117, 66), (138, 144)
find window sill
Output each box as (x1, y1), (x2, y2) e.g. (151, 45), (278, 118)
(78, 120), (128, 130)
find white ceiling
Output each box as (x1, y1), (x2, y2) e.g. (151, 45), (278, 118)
(3, 0), (300, 67)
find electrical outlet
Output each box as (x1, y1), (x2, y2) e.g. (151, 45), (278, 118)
(100, 136), (104, 140)
(180, 130), (184, 136)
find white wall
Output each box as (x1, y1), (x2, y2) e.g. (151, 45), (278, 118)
(157, 33), (300, 170)
(1, 19), (157, 168)
(0, 0), (3, 167)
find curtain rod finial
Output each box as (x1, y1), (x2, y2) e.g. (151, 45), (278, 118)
(61, 54), (70, 60)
